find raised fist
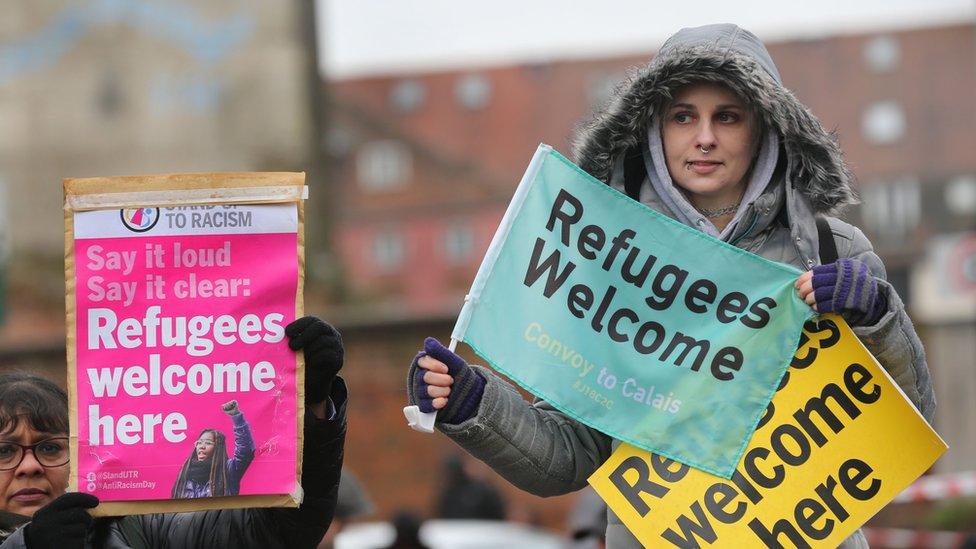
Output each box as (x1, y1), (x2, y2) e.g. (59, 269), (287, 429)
(222, 399), (240, 416)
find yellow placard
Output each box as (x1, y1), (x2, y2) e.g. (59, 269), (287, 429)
(589, 314), (946, 548)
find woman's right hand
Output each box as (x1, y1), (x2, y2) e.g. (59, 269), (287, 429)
(410, 337), (486, 424)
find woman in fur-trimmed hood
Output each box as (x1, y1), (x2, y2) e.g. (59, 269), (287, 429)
(407, 24), (934, 549)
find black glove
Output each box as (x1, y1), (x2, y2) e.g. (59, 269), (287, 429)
(24, 492), (98, 549)
(286, 316), (344, 404)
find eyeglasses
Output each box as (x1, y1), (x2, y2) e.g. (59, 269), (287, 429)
(0, 438), (70, 471)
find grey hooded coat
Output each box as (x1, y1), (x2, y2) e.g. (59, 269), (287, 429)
(418, 24), (935, 548)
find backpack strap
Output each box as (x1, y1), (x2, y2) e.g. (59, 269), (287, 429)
(623, 147), (646, 201)
(816, 217), (838, 265)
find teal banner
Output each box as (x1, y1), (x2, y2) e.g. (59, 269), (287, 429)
(453, 145), (813, 478)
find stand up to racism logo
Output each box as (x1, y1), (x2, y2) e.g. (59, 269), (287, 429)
(120, 208), (160, 233)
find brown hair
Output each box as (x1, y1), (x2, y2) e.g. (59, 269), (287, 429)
(0, 372), (68, 437)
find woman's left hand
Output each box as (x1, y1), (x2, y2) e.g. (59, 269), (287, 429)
(795, 258), (887, 326)
(286, 316), (344, 406)
(795, 270), (818, 310)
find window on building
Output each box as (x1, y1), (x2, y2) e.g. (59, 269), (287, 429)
(862, 101), (906, 145)
(455, 74), (492, 110)
(443, 225), (475, 264)
(524, 62), (552, 81)
(945, 175), (976, 217)
(860, 177), (921, 240)
(863, 35), (900, 73)
(356, 140), (412, 190)
(390, 79), (426, 113)
(324, 127), (353, 157)
(373, 230), (405, 271)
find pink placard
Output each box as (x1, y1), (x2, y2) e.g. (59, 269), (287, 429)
(72, 205), (299, 502)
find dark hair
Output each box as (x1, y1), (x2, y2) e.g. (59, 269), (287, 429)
(171, 428), (229, 498)
(0, 372), (69, 436)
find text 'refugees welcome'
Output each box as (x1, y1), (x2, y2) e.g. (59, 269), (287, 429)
(522, 189), (779, 382)
(84, 306), (285, 447)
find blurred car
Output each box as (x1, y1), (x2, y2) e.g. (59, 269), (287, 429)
(334, 519), (566, 549)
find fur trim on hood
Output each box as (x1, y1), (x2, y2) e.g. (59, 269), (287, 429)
(572, 24), (857, 215)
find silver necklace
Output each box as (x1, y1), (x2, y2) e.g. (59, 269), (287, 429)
(695, 202), (740, 218)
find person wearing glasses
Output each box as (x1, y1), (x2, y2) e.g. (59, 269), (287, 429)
(170, 400), (256, 500)
(0, 316), (347, 549)
(0, 372), (71, 542)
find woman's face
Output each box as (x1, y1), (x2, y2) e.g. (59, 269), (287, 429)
(195, 432), (216, 461)
(0, 422), (69, 517)
(661, 82), (760, 208)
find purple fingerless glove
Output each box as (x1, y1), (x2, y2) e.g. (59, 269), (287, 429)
(407, 337), (486, 425)
(811, 258), (888, 326)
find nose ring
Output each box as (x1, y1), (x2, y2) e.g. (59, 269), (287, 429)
(699, 145), (711, 154)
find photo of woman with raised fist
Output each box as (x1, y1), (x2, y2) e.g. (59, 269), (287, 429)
(170, 399), (255, 499)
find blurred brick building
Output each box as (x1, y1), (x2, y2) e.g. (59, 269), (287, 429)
(0, 0), (316, 369)
(329, 21), (976, 525)
(1, 5), (974, 534)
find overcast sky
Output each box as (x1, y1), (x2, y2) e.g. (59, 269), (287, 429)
(318, 0), (974, 79)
